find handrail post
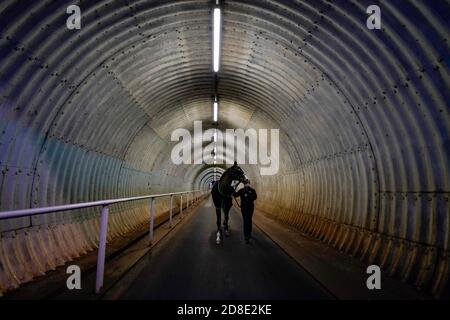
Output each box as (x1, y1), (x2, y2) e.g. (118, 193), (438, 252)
(180, 195), (183, 216)
(149, 197), (155, 244)
(169, 195), (173, 228)
(95, 205), (109, 294)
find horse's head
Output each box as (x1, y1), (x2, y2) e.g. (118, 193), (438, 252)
(228, 164), (247, 184)
(218, 162), (247, 196)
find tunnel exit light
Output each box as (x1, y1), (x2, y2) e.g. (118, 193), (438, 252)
(213, 8), (221, 72)
(213, 102), (218, 122)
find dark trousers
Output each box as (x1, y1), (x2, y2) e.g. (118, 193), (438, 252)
(241, 205), (254, 238)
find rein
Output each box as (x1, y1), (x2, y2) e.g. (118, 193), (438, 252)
(234, 196), (241, 208)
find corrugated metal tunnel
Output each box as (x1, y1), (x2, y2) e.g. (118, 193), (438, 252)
(0, 0), (449, 298)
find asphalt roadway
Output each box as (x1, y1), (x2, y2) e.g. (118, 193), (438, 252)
(112, 197), (332, 300)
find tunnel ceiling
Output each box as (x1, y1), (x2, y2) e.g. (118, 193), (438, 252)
(0, 0), (449, 296)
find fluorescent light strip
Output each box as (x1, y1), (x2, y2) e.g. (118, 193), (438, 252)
(213, 102), (218, 122)
(214, 130), (217, 163)
(213, 8), (221, 72)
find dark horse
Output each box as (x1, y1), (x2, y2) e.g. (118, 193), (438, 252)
(211, 162), (247, 244)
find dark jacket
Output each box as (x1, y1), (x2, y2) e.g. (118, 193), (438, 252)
(234, 186), (257, 210)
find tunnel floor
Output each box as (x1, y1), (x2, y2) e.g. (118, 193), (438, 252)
(106, 197), (333, 300)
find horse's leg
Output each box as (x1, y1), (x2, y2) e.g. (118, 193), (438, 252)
(222, 197), (232, 235)
(211, 187), (223, 244)
(215, 204), (222, 244)
(215, 205), (222, 232)
(223, 210), (230, 236)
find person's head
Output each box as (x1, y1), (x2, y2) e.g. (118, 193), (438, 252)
(233, 161), (238, 167)
(244, 179), (250, 187)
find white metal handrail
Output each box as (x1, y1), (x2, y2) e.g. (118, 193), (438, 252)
(0, 189), (207, 294)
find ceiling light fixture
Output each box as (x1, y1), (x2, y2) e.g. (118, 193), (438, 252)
(213, 102), (218, 122)
(213, 7), (221, 72)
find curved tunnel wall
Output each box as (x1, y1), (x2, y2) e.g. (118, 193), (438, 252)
(0, 0), (449, 296)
